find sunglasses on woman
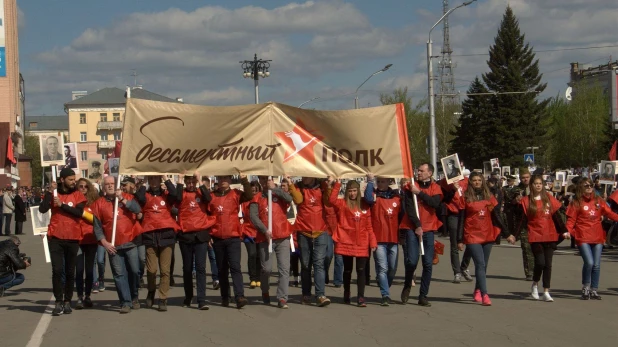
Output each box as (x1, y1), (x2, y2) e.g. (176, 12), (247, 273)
(583, 184), (592, 188)
(78, 184), (88, 189)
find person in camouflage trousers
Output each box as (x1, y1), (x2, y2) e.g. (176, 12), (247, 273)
(508, 168), (534, 281)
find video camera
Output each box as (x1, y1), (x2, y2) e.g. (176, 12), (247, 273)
(19, 253), (31, 265)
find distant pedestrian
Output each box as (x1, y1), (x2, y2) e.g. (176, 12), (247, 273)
(3, 186), (15, 235)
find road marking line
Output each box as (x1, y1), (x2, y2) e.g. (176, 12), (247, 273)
(26, 295), (55, 347)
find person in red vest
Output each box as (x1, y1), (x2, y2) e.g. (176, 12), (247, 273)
(176, 172), (216, 310)
(401, 163), (443, 307)
(135, 175), (179, 312)
(39, 167), (87, 316)
(565, 177), (618, 300)
(208, 173), (253, 309)
(292, 176), (332, 307)
(327, 177), (377, 307)
(438, 177), (472, 283)
(92, 176), (143, 313)
(250, 176), (293, 308)
(75, 178), (99, 310)
(515, 175), (568, 302)
(364, 174), (409, 306)
(240, 181), (262, 289)
(457, 172), (514, 306)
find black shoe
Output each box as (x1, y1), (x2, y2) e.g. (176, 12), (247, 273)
(380, 296), (390, 307)
(344, 291), (351, 305)
(75, 298), (84, 310)
(590, 290), (602, 300)
(182, 298), (192, 307)
(581, 287), (590, 300)
(334, 284), (342, 288)
(198, 302), (210, 310)
(213, 280), (220, 290)
(401, 286), (411, 304)
(262, 293), (271, 305)
(63, 302), (73, 314)
(146, 291), (155, 308)
(52, 302), (64, 316)
(84, 296), (93, 308)
(222, 297), (230, 307)
(119, 305), (131, 314)
(236, 296), (248, 309)
(418, 296), (431, 307)
(169, 278), (175, 286)
(158, 300), (168, 312)
(325, 274), (330, 285)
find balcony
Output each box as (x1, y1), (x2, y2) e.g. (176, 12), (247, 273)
(99, 140), (116, 149)
(97, 121), (123, 130)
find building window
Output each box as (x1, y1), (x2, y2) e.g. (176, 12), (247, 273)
(79, 113), (86, 124)
(80, 132), (87, 142)
(101, 132), (108, 141)
(29, 122), (38, 128)
(113, 113), (121, 122)
(82, 170), (87, 178)
(100, 113), (108, 122)
(81, 151), (87, 161)
(113, 132), (121, 140)
(102, 152), (108, 160)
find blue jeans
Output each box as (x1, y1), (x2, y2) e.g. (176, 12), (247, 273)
(374, 243), (399, 297)
(96, 245), (106, 282)
(578, 243), (603, 289)
(208, 245), (219, 282)
(324, 234), (334, 283)
(333, 254), (344, 286)
(138, 245), (146, 280)
(109, 247), (140, 307)
(403, 230), (434, 298)
(466, 243), (493, 295)
(0, 273), (25, 289)
(298, 232), (328, 297)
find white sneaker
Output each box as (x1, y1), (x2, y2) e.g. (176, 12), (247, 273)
(531, 284), (539, 300)
(541, 292), (554, 302)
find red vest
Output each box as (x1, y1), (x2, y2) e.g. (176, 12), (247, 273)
(331, 199), (377, 258)
(255, 194), (292, 243)
(413, 181), (443, 231)
(371, 195), (402, 243)
(241, 199), (258, 238)
(209, 189), (242, 239)
(177, 190), (216, 233)
(566, 196), (618, 245)
(462, 196), (499, 244)
(47, 191), (88, 240)
(91, 193), (143, 247)
(80, 205), (97, 245)
(294, 185), (327, 232)
(521, 194), (562, 243)
(141, 192), (180, 233)
(438, 177), (468, 214)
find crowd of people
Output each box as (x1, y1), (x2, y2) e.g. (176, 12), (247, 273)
(1, 162), (615, 314)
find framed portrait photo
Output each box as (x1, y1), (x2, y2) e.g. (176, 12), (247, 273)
(501, 166), (511, 177)
(441, 153), (464, 184)
(39, 133), (66, 167)
(30, 206), (51, 235)
(107, 158), (120, 178)
(599, 161), (616, 185)
(483, 161), (492, 178)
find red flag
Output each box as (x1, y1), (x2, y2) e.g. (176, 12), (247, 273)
(6, 138), (16, 165)
(114, 141), (122, 158)
(610, 140), (617, 161)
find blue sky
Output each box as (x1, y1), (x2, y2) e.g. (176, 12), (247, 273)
(17, 0), (618, 115)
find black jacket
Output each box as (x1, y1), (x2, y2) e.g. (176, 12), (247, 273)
(14, 195), (27, 223)
(0, 239), (26, 278)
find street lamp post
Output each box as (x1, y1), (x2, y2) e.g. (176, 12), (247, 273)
(354, 64), (393, 109)
(427, 0), (476, 176)
(240, 54), (272, 104)
(299, 96), (320, 108)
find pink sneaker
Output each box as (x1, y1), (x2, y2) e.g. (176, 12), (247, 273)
(482, 294), (492, 306)
(473, 289), (481, 302)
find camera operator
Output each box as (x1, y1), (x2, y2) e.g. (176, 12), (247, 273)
(0, 235), (30, 296)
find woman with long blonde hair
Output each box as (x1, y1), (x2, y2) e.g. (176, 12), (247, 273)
(327, 178), (377, 307)
(516, 175), (568, 302)
(457, 172), (513, 306)
(565, 177), (618, 300)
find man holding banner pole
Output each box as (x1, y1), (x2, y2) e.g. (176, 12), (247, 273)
(92, 176), (143, 314)
(39, 167), (87, 316)
(401, 163), (442, 307)
(207, 173), (253, 309)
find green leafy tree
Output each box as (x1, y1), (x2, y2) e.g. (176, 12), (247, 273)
(24, 135), (42, 187)
(481, 6), (549, 167)
(379, 87), (429, 167)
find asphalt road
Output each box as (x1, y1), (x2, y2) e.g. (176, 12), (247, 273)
(1, 222), (617, 347)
